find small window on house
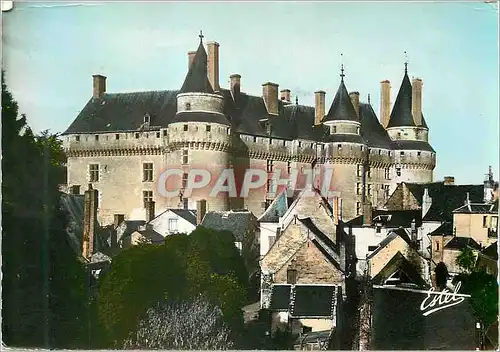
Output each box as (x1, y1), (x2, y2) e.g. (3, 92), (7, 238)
(483, 216), (488, 228)
(75, 135), (80, 142)
(183, 124), (188, 131)
(183, 198), (189, 210)
(356, 183), (361, 195)
(268, 235), (276, 248)
(182, 173), (188, 189)
(182, 149), (188, 165)
(367, 168), (372, 178)
(283, 140), (286, 147)
(95, 135), (99, 141)
(135, 133), (140, 139)
(168, 218), (178, 232)
(332, 126), (337, 134)
(115, 134), (120, 140)
(298, 141), (302, 148)
(185, 102), (191, 111)
(70, 185), (81, 195)
(396, 167), (401, 177)
(156, 132), (160, 138)
(379, 150), (381, 155)
(357, 127), (360, 134)
(435, 241), (440, 251)
(163, 130), (167, 137)
(206, 125), (211, 132)
(376, 226), (381, 234)
(368, 184), (372, 196)
(361, 146), (364, 151)
(397, 132), (401, 138)
(143, 190), (153, 207)
(357, 164), (362, 177)
(144, 114), (150, 124)
(89, 164), (99, 182)
(389, 151), (392, 157)
(287, 268), (298, 285)
(269, 138), (272, 145)
(143, 163), (154, 182)
(227, 128), (230, 134)
(368, 245), (378, 251)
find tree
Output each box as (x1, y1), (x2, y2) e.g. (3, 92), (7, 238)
(123, 296), (234, 350)
(434, 262), (449, 290)
(455, 246), (476, 273)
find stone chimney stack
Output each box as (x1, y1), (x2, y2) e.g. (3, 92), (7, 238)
(83, 184), (98, 259)
(93, 74), (106, 99)
(262, 82), (279, 115)
(145, 201), (155, 222)
(188, 51), (196, 70)
(314, 90), (326, 126)
(349, 91), (360, 119)
(206, 41), (220, 91)
(443, 176), (455, 185)
(230, 74), (241, 100)
(280, 89), (291, 102)
(380, 80), (391, 128)
(362, 201), (373, 227)
(196, 199), (207, 225)
(412, 78), (423, 126)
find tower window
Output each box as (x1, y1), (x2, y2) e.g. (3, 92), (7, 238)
(116, 134), (120, 140)
(182, 149), (189, 165)
(253, 136), (257, 142)
(357, 127), (360, 134)
(338, 144), (342, 150)
(135, 133), (140, 139)
(356, 202), (362, 215)
(183, 124), (188, 131)
(182, 198), (189, 210)
(75, 135), (80, 142)
(95, 135), (99, 141)
(417, 151), (421, 156)
(298, 141), (302, 148)
(267, 160), (274, 172)
(368, 184), (372, 197)
(332, 126), (337, 134)
(287, 161), (292, 174)
(182, 173), (188, 189)
(356, 183), (361, 195)
(400, 151), (405, 156)
(357, 164), (362, 177)
(143, 163), (154, 182)
(206, 125), (211, 132)
(435, 241), (440, 251)
(185, 103), (191, 111)
(396, 167), (401, 177)
(89, 164), (99, 182)
(385, 168), (390, 180)
(143, 191), (153, 207)
(163, 130), (167, 137)
(144, 113), (150, 124)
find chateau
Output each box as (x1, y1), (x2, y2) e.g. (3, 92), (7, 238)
(62, 33), (436, 226)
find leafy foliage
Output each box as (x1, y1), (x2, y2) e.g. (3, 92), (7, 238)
(123, 296), (234, 350)
(2, 70), (89, 348)
(455, 246), (477, 272)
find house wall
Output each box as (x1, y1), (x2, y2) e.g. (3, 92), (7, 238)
(420, 221), (442, 259)
(149, 210), (196, 236)
(454, 213), (498, 247)
(261, 223), (306, 273)
(291, 318), (333, 335)
(260, 222), (280, 258)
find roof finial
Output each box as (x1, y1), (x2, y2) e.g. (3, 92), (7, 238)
(404, 51), (408, 73)
(295, 96), (299, 105)
(340, 53), (345, 81)
(199, 30), (204, 43)
(368, 93), (371, 104)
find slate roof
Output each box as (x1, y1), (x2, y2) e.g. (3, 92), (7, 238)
(444, 237), (481, 251)
(137, 228), (165, 244)
(291, 285), (337, 317)
(482, 242), (498, 260)
(428, 221), (453, 236)
(371, 251), (428, 288)
(324, 79), (359, 122)
(179, 41), (214, 94)
(366, 229), (411, 260)
(386, 70), (429, 129)
(269, 284), (291, 311)
(404, 182), (484, 222)
(257, 189), (291, 222)
(200, 210), (256, 241)
(347, 209), (422, 228)
(453, 201), (499, 214)
(168, 209), (197, 226)
(392, 139), (435, 152)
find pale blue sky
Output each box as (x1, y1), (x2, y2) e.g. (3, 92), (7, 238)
(2, 1), (498, 184)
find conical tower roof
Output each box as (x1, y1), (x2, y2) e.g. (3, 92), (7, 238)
(179, 36), (214, 94)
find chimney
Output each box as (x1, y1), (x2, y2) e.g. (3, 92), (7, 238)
(349, 91), (360, 119)
(206, 41), (220, 91)
(93, 74), (106, 99)
(262, 82), (279, 115)
(412, 78), (423, 126)
(280, 89), (291, 102)
(188, 51), (196, 70)
(230, 74), (241, 100)
(145, 201), (155, 222)
(196, 199), (207, 225)
(362, 201), (372, 227)
(443, 176), (455, 185)
(380, 80), (391, 128)
(332, 197), (339, 225)
(314, 90), (326, 126)
(82, 184), (98, 259)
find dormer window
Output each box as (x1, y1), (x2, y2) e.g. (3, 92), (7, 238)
(144, 113), (150, 124)
(185, 102), (191, 111)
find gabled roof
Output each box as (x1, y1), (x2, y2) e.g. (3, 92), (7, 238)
(347, 209), (422, 228)
(168, 209), (197, 226)
(444, 237), (481, 251)
(200, 210), (256, 241)
(372, 251), (429, 288)
(290, 285), (338, 317)
(453, 201), (498, 214)
(179, 41), (214, 94)
(386, 70), (428, 129)
(258, 189), (291, 223)
(323, 79), (359, 123)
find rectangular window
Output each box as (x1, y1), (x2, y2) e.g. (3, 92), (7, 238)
(396, 167), (401, 177)
(298, 141), (302, 148)
(435, 241), (440, 251)
(287, 161), (292, 174)
(70, 185), (81, 195)
(356, 202), (361, 215)
(75, 135), (80, 142)
(206, 125), (211, 132)
(483, 216), (489, 228)
(135, 133), (139, 139)
(183, 198), (189, 210)
(89, 164), (99, 182)
(168, 218), (178, 232)
(337, 144), (342, 150)
(357, 164), (362, 177)
(368, 184), (372, 197)
(287, 268), (298, 285)
(143, 190), (153, 207)
(356, 183), (361, 195)
(183, 124), (188, 131)
(267, 160), (274, 173)
(182, 173), (188, 189)
(400, 151), (405, 156)
(368, 245), (378, 252)
(417, 151), (421, 156)
(182, 149), (189, 165)
(143, 163), (153, 182)
(268, 235), (276, 248)
(332, 126), (337, 133)
(95, 135), (99, 141)
(385, 168), (390, 180)
(367, 167), (371, 178)
(156, 132), (160, 138)
(163, 130), (167, 137)
(115, 134), (120, 140)
(376, 226), (381, 234)
(253, 136), (257, 142)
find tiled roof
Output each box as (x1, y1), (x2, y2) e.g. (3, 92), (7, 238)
(453, 201), (498, 214)
(347, 209), (422, 228)
(258, 189), (290, 222)
(386, 70), (429, 129)
(444, 237), (481, 251)
(200, 210), (256, 241)
(323, 80), (359, 122)
(269, 284), (291, 311)
(290, 285), (337, 317)
(179, 41), (214, 94)
(404, 182), (484, 222)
